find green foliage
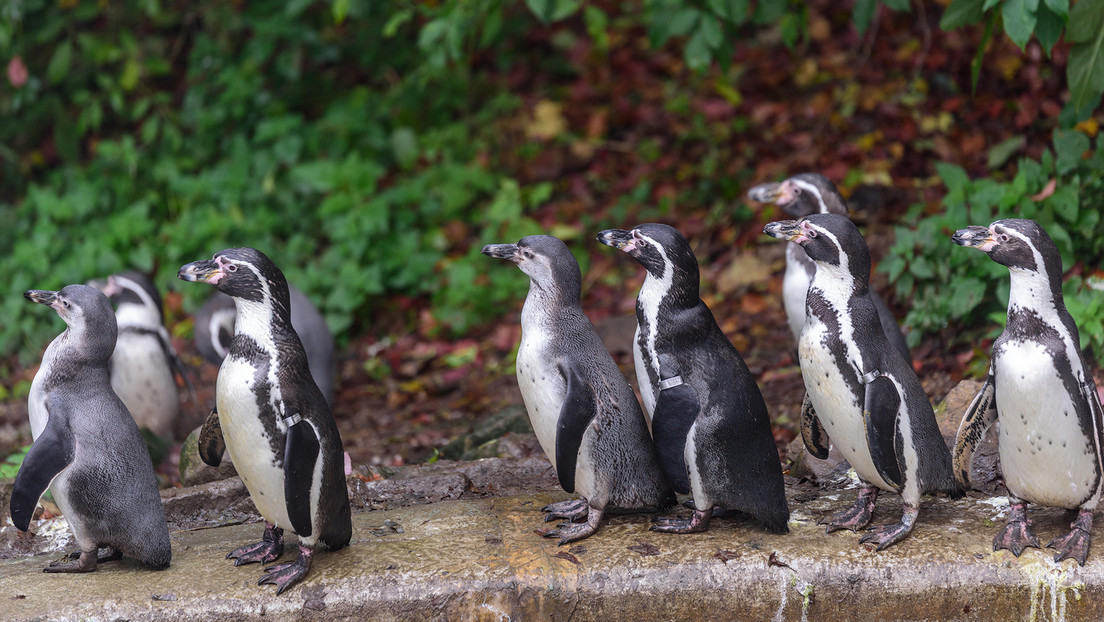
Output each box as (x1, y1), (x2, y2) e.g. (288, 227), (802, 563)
(940, 0), (1104, 117)
(0, 445), (29, 479)
(879, 131), (1104, 365)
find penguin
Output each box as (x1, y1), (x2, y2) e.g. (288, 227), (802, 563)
(194, 286), (336, 407)
(92, 271), (190, 439)
(482, 235), (674, 543)
(178, 248), (351, 594)
(13, 285), (171, 572)
(596, 224), (789, 534)
(763, 213), (960, 549)
(748, 173), (911, 365)
(952, 218), (1103, 565)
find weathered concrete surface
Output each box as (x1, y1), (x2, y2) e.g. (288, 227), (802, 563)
(2, 461), (1103, 621)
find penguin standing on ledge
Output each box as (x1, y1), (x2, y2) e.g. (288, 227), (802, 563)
(597, 224), (789, 534)
(748, 173), (911, 365)
(179, 248), (350, 594)
(764, 214), (960, 549)
(14, 285), (170, 572)
(482, 235), (674, 543)
(953, 219), (1103, 565)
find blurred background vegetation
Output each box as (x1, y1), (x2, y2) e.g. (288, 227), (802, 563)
(0, 0), (1102, 383)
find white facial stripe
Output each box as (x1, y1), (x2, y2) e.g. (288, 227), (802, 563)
(209, 306), (236, 359)
(806, 222), (864, 373)
(637, 232), (674, 382)
(111, 274), (158, 311)
(790, 179), (829, 213)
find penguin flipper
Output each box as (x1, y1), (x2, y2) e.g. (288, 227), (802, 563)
(283, 415), (320, 537)
(863, 373), (903, 489)
(952, 373), (997, 490)
(651, 355), (699, 495)
(10, 397), (75, 531)
(800, 391), (830, 459)
(554, 358), (597, 494)
(198, 407), (225, 467)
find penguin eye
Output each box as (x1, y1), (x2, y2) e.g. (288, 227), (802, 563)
(226, 264), (238, 273)
(807, 229), (818, 238)
(62, 300), (70, 308)
(998, 233), (1009, 243)
(792, 186), (803, 195)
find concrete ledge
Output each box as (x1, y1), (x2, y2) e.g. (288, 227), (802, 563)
(2, 460), (1102, 621)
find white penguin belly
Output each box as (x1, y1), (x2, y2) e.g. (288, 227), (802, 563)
(783, 248), (811, 343)
(110, 332), (178, 437)
(516, 329), (563, 467)
(799, 321), (893, 491)
(995, 341), (1099, 509)
(217, 357), (294, 531)
(633, 326), (656, 422)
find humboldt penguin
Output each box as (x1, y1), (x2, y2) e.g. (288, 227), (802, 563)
(763, 213), (960, 549)
(597, 224), (789, 534)
(482, 235), (674, 543)
(179, 248), (351, 593)
(14, 285), (170, 572)
(748, 173), (911, 364)
(953, 218), (1103, 565)
(194, 285), (336, 407)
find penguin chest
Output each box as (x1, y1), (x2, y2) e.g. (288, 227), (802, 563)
(632, 324), (656, 421)
(110, 331), (178, 436)
(516, 328), (564, 465)
(799, 319), (893, 491)
(994, 340), (1099, 509)
(216, 356), (294, 530)
(782, 246), (812, 342)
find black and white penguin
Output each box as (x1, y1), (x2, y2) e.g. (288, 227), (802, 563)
(748, 173), (911, 364)
(482, 235), (674, 543)
(597, 224), (789, 534)
(13, 285), (170, 572)
(952, 219), (1103, 565)
(763, 213), (960, 549)
(178, 248), (351, 594)
(93, 271), (188, 439)
(194, 286), (336, 407)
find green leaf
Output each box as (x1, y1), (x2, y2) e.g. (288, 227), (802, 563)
(1047, 184), (1079, 221)
(524, 0), (580, 23)
(684, 30), (713, 71)
(982, 0), (1003, 11)
(883, 0), (912, 11)
(940, 0), (986, 30)
(1001, 0), (1038, 51)
(382, 9), (414, 37)
(47, 40), (72, 84)
(332, 0), (350, 25)
(669, 8), (702, 39)
(1034, 2), (1064, 56)
(1067, 0), (1104, 111)
(390, 127), (419, 169)
(701, 15), (724, 49)
(1043, 0), (1069, 18)
(936, 161), (971, 193)
(854, 0), (876, 36)
(707, 0), (748, 25)
(972, 10), (1001, 94)
(1054, 129), (1090, 174)
(987, 135), (1025, 169)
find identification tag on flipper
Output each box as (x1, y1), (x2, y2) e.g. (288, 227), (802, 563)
(651, 354), (699, 495)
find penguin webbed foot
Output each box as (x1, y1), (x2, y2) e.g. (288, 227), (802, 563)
(859, 506), (918, 551)
(650, 508), (712, 534)
(993, 502), (1040, 556)
(680, 499), (728, 518)
(259, 545), (314, 595)
(541, 498), (589, 523)
(228, 524), (284, 566)
(820, 486), (878, 533)
(1046, 509), (1093, 566)
(542, 507), (603, 545)
(45, 550), (100, 573)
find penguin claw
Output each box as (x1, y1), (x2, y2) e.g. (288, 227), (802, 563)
(820, 486), (878, 533)
(258, 545), (314, 595)
(540, 509), (604, 545)
(992, 503), (1040, 557)
(1046, 510), (1093, 566)
(858, 523), (911, 550)
(227, 524), (285, 565)
(650, 509), (712, 534)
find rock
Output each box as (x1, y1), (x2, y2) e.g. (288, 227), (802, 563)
(934, 379), (1002, 493)
(178, 425), (238, 487)
(160, 477), (256, 532)
(439, 406), (532, 461)
(786, 438), (855, 489)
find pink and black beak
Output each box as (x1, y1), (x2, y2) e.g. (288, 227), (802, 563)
(596, 229), (638, 253)
(481, 243), (519, 262)
(763, 219), (809, 244)
(178, 258), (226, 285)
(24, 289), (59, 309)
(951, 226), (997, 252)
(748, 180), (802, 216)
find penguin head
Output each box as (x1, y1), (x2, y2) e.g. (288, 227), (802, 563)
(763, 213), (871, 283)
(25, 284), (118, 358)
(481, 235), (581, 303)
(93, 270), (164, 327)
(596, 223), (698, 282)
(747, 173), (847, 217)
(178, 247), (292, 312)
(952, 218), (1061, 282)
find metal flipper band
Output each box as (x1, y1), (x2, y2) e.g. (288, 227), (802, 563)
(659, 376), (684, 391)
(282, 413), (303, 427)
(860, 369), (882, 385)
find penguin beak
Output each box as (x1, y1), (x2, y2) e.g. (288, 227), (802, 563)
(596, 229), (637, 253)
(748, 180), (801, 214)
(481, 243), (519, 262)
(951, 226), (998, 252)
(88, 276), (118, 299)
(178, 259), (226, 285)
(763, 219), (809, 244)
(24, 290), (58, 308)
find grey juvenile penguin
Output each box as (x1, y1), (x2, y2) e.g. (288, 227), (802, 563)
(482, 235), (674, 543)
(953, 218), (1104, 565)
(764, 214), (960, 549)
(195, 286), (336, 407)
(93, 271), (189, 439)
(179, 248), (351, 594)
(13, 285), (171, 572)
(748, 173), (911, 364)
(597, 224), (789, 534)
